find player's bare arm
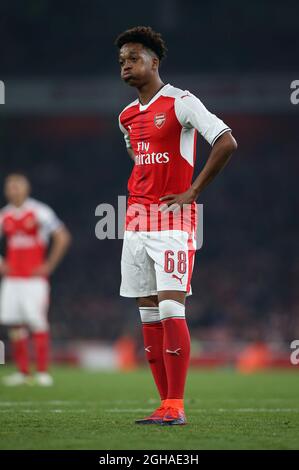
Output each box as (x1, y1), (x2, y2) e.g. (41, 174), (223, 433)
(160, 131), (237, 210)
(32, 226), (72, 276)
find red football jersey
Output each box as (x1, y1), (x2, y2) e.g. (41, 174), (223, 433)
(119, 84), (231, 232)
(0, 198), (63, 277)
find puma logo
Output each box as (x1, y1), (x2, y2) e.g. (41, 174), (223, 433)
(166, 348), (181, 356)
(171, 273), (184, 285)
(144, 346), (152, 353)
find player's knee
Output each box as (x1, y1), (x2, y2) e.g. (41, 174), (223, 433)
(8, 326), (28, 341)
(137, 295), (158, 308)
(159, 299), (185, 321)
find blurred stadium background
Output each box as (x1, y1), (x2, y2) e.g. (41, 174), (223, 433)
(0, 0), (298, 372)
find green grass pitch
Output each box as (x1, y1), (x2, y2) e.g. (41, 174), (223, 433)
(0, 366), (298, 450)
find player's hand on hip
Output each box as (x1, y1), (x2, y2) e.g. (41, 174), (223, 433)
(159, 187), (198, 213)
(31, 262), (52, 277)
(0, 261), (11, 276)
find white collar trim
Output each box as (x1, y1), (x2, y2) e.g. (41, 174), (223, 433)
(139, 83), (171, 111)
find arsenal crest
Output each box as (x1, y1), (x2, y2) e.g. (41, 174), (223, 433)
(154, 113), (166, 129)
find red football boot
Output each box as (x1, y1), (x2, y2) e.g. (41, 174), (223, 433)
(135, 403), (167, 425)
(162, 406), (187, 425)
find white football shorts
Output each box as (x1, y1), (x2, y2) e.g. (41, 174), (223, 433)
(0, 277), (50, 331)
(120, 230), (197, 298)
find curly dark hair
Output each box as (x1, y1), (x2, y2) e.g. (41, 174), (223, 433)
(115, 26), (167, 62)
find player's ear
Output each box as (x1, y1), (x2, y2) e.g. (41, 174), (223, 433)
(152, 56), (159, 71)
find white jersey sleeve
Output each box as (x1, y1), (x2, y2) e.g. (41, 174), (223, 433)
(175, 92), (231, 146)
(35, 202), (63, 237)
(118, 115), (132, 149)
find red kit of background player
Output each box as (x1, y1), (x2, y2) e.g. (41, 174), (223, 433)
(0, 174), (71, 386)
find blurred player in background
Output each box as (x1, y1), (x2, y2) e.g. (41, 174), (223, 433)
(0, 173), (71, 386)
(116, 26), (237, 425)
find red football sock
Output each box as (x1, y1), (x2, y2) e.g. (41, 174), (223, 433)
(11, 329), (30, 375)
(162, 316), (190, 401)
(32, 331), (50, 372)
(140, 307), (168, 401)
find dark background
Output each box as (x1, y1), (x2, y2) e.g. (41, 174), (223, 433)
(0, 0), (298, 347)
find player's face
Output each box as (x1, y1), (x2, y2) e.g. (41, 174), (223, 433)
(119, 43), (158, 87)
(4, 176), (30, 206)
